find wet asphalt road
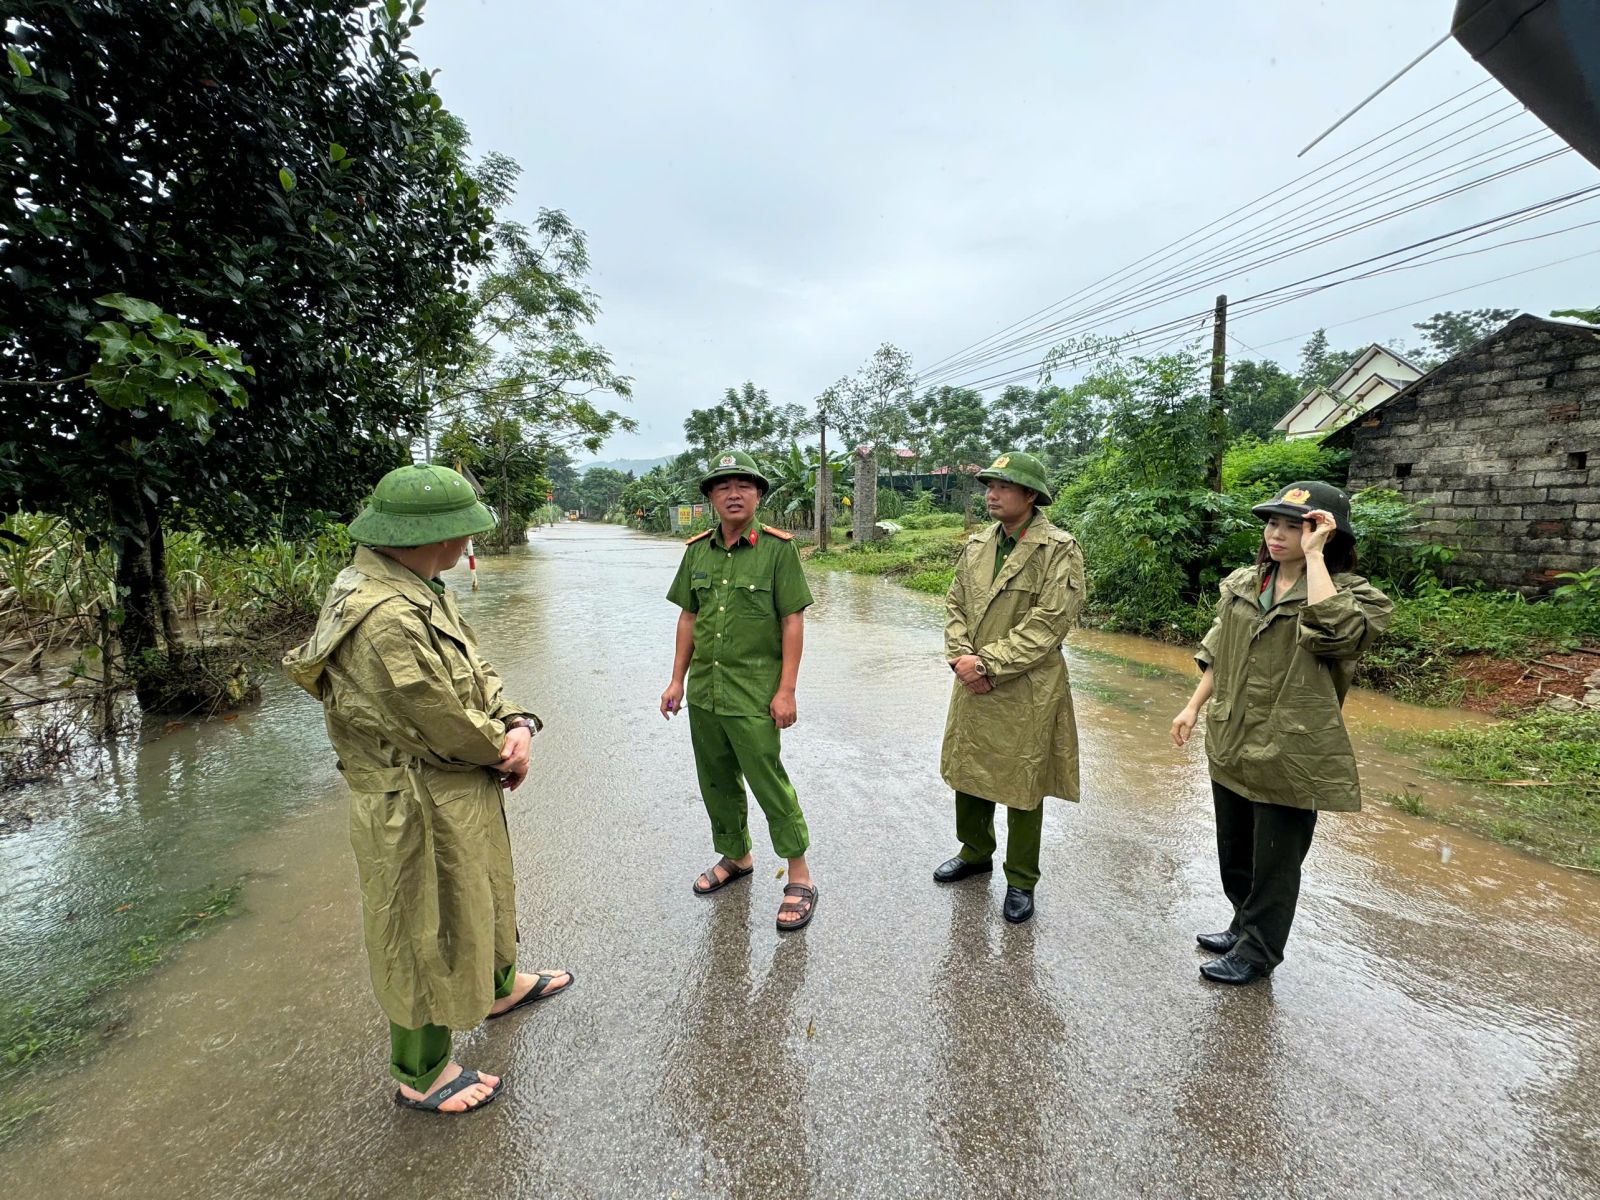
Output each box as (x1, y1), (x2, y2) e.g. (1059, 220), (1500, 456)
(8, 523), (1600, 1199)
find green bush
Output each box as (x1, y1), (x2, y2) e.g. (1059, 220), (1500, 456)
(907, 487), (937, 517)
(1222, 436), (1349, 501)
(899, 512), (964, 529)
(876, 487), (905, 519)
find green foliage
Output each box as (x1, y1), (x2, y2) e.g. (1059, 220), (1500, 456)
(876, 486), (904, 519)
(906, 488), (938, 518)
(85, 295), (254, 438)
(683, 382), (806, 461)
(1552, 566), (1600, 609)
(1551, 305), (1600, 325)
(1296, 329), (1362, 390)
(1224, 359), (1303, 440)
(2, 0), (497, 674)
(1408, 308), (1516, 368)
(1359, 583), (1600, 703)
(1221, 436), (1349, 501)
(1424, 709), (1600, 870)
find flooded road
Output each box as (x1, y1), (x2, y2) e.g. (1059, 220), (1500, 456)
(6, 523), (1599, 1198)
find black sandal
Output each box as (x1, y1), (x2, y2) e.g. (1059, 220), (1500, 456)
(485, 969), (575, 1020)
(692, 856), (754, 895)
(393, 1068), (503, 1116)
(776, 882), (818, 932)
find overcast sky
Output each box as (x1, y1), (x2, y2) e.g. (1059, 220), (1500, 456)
(413, 2), (1600, 461)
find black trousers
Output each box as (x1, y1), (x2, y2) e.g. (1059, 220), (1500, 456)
(1212, 780), (1318, 969)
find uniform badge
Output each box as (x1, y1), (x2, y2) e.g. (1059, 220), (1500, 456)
(719, 455), (736, 467)
(1284, 487), (1311, 504)
(993, 454), (1011, 468)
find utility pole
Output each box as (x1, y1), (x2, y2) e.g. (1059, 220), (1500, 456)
(815, 418), (830, 551)
(1207, 294), (1228, 495)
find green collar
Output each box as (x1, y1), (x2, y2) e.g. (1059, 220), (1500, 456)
(712, 519), (760, 550)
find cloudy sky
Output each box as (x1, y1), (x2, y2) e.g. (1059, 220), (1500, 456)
(413, 2), (1600, 461)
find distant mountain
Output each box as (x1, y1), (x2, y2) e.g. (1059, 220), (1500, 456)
(577, 455), (674, 476)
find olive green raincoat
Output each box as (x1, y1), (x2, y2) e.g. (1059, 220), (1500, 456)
(1196, 565), (1393, 813)
(283, 547), (538, 1031)
(941, 513), (1085, 810)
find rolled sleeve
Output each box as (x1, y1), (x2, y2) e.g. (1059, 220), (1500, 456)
(1296, 581), (1393, 660)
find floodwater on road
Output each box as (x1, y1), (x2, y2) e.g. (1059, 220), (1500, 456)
(4, 523), (1597, 1199)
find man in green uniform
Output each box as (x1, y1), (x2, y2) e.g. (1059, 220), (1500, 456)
(284, 463), (573, 1115)
(935, 450), (1085, 925)
(660, 449), (819, 931)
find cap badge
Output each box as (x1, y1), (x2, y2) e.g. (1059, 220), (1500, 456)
(719, 455), (736, 467)
(993, 455), (1011, 469)
(1284, 487), (1311, 504)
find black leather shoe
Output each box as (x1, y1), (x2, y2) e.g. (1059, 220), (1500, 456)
(1196, 929), (1240, 955)
(1199, 949), (1272, 986)
(933, 856), (993, 884)
(1002, 886), (1034, 924)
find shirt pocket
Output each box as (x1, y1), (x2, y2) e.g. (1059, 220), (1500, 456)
(733, 578), (775, 619)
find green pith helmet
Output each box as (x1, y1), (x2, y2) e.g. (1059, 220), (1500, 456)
(1251, 479), (1353, 537)
(698, 449), (770, 497)
(347, 463), (496, 547)
(975, 450), (1053, 506)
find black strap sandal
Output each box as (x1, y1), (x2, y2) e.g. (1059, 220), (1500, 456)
(776, 882), (818, 932)
(692, 856), (754, 895)
(485, 969), (575, 1020)
(393, 1068), (503, 1116)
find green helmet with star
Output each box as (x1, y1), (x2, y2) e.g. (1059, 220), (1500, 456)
(346, 463), (497, 547)
(975, 450), (1053, 506)
(698, 449), (771, 497)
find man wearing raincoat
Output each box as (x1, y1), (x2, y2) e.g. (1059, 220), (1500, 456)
(284, 463), (571, 1116)
(935, 451), (1084, 924)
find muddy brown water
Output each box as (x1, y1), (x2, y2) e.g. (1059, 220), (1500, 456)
(4, 523), (1597, 1198)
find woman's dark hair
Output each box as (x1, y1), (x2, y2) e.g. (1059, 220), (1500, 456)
(1255, 529), (1357, 573)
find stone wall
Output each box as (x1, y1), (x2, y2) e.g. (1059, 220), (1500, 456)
(1340, 317), (1600, 592)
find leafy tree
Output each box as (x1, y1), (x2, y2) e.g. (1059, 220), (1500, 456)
(1552, 305), (1600, 325)
(1409, 308), (1517, 367)
(1221, 436), (1349, 502)
(909, 386), (990, 525)
(1224, 359), (1303, 439)
(831, 345), (913, 541)
(420, 147), (634, 549)
(682, 382), (806, 460)
(1, 0), (494, 700)
(988, 383), (1101, 463)
(575, 466), (628, 520)
(1296, 329), (1362, 391)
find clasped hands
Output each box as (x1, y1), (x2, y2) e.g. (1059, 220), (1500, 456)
(949, 653), (994, 694)
(498, 724), (533, 791)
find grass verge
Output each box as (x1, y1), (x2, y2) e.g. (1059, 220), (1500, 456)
(1385, 709), (1600, 872)
(0, 880), (242, 1145)
(804, 524), (966, 596)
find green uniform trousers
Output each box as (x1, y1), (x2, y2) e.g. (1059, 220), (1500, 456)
(688, 704), (810, 860)
(956, 791), (1043, 889)
(1212, 780), (1319, 969)
(390, 962), (517, 1091)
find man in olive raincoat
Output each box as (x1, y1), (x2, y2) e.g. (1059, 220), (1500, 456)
(935, 451), (1084, 924)
(284, 463), (572, 1116)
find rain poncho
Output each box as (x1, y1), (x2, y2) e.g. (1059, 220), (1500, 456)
(941, 512), (1085, 810)
(283, 547), (537, 1030)
(1196, 565), (1392, 813)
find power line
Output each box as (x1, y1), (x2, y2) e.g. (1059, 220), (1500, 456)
(919, 121), (1561, 385)
(915, 79), (1505, 379)
(921, 142), (1573, 387)
(933, 190), (1600, 393)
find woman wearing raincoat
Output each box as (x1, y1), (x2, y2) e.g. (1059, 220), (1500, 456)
(284, 463), (572, 1114)
(1171, 481), (1392, 986)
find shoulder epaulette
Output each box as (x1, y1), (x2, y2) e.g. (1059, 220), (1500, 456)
(684, 528), (714, 545)
(761, 525), (794, 541)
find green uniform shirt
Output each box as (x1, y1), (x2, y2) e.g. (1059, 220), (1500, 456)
(667, 521), (814, 716)
(993, 517), (1032, 580)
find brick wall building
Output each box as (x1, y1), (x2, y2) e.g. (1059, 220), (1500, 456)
(1326, 315), (1599, 592)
